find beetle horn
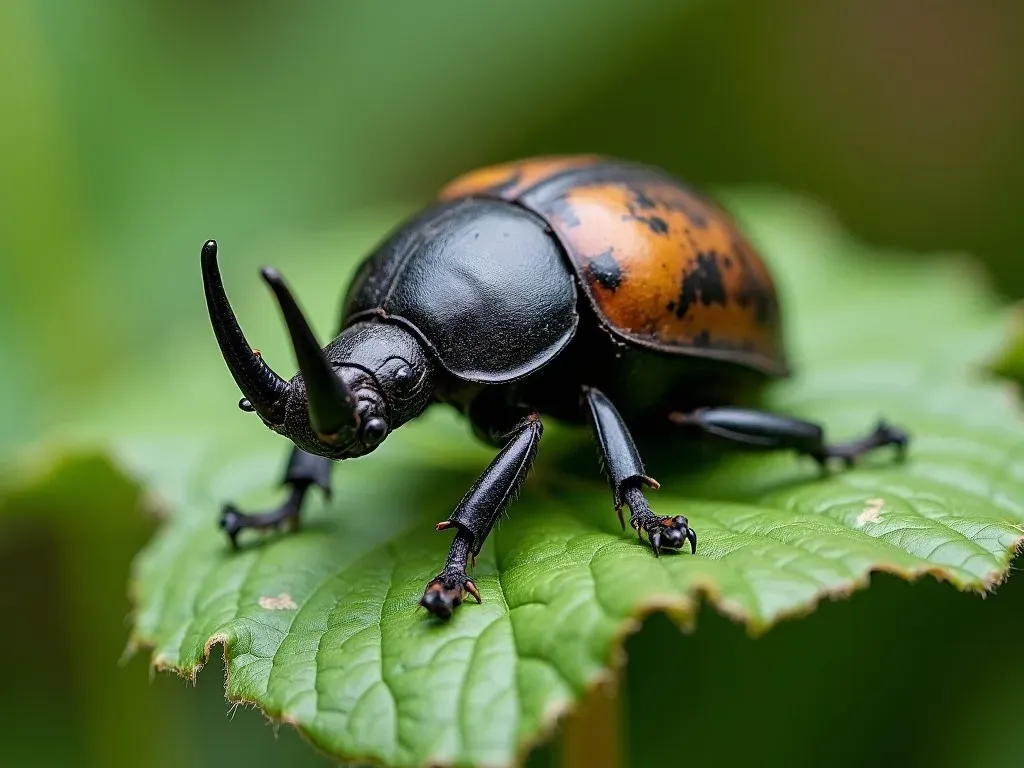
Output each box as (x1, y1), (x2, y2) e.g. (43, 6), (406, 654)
(259, 267), (359, 437)
(201, 240), (289, 421)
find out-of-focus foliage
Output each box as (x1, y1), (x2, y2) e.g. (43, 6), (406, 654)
(3, 1), (1023, 767)
(990, 317), (1024, 386)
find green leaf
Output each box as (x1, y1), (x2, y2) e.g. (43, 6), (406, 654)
(105, 194), (1024, 766)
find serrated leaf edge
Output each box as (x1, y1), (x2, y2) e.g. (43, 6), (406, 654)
(127, 528), (1023, 768)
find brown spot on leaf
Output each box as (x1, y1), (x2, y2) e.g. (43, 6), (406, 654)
(259, 593), (298, 611)
(857, 498), (885, 526)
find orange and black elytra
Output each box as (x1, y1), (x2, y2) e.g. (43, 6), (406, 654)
(202, 156), (909, 620)
(440, 156), (783, 375)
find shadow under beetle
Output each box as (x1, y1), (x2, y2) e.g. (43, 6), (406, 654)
(202, 155), (909, 619)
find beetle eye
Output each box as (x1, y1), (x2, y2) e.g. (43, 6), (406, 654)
(394, 365), (414, 390)
(361, 417), (388, 445)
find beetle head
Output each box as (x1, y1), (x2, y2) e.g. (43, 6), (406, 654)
(201, 240), (434, 460)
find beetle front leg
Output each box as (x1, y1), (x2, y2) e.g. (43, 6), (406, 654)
(220, 447), (332, 548)
(419, 531), (482, 620)
(669, 407), (909, 469)
(584, 386), (696, 556)
(421, 412), (543, 619)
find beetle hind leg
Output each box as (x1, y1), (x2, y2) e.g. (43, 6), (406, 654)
(220, 447), (332, 549)
(669, 407), (909, 470)
(810, 419), (909, 468)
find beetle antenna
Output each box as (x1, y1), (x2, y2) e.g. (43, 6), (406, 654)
(260, 267), (359, 437)
(201, 240), (289, 422)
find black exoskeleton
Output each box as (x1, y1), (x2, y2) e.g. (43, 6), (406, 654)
(201, 156), (909, 620)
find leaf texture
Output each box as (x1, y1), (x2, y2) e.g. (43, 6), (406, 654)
(120, 193), (1024, 767)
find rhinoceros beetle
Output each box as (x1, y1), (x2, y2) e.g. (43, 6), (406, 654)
(203, 155), (908, 619)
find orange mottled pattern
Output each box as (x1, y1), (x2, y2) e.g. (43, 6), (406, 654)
(528, 179), (786, 375)
(438, 155), (601, 202)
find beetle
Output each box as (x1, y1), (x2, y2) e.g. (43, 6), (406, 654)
(202, 155), (908, 619)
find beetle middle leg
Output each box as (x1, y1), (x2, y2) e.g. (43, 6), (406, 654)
(584, 386), (696, 556)
(668, 407), (909, 469)
(421, 412), (544, 619)
(219, 447), (332, 548)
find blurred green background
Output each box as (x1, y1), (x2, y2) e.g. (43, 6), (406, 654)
(2, 1), (1023, 766)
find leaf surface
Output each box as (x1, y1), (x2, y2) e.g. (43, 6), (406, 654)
(53, 194), (1024, 766)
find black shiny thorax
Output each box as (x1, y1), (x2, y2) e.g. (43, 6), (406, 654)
(341, 197), (578, 384)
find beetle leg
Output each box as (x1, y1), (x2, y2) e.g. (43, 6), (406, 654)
(812, 420), (910, 468)
(219, 447), (333, 548)
(583, 387), (660, 523)
(421, 412), (543, 619)
(669, 408), (909, 469)
(582, 386), (694, 555)
(623, 484), (696, 556)
(649, 529), (663, 556)
(420, 533), (481, 620)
